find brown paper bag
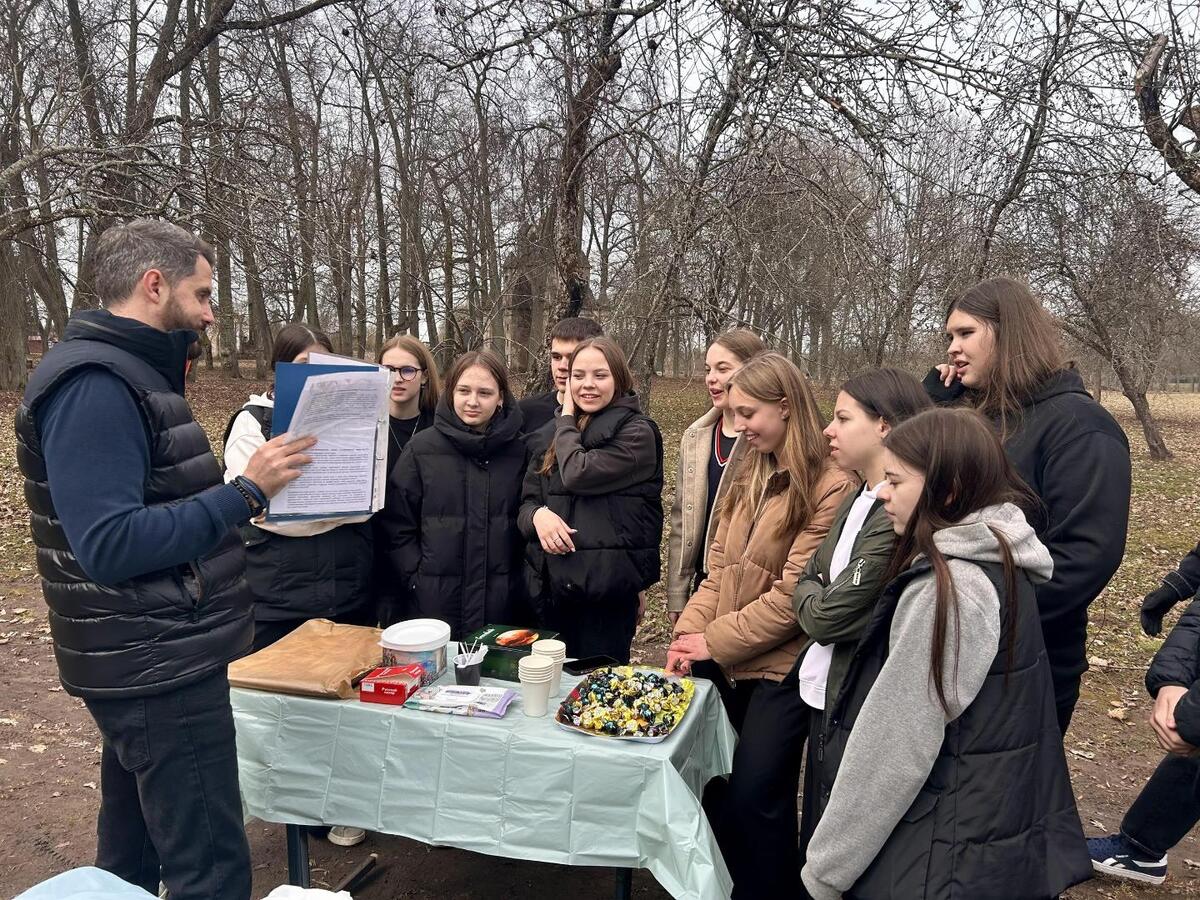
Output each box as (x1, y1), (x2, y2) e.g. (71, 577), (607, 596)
(228, 619), (382, 699)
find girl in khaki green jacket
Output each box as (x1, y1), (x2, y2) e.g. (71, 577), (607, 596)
(664, 330), (764, 624)
(667, 352), (855, 899)
(788, 368), (931, 866)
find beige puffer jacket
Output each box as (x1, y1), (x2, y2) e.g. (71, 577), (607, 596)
(665, 407), (749, 612)
(674, 461), (857, 682)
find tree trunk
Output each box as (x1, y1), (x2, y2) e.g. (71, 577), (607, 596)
(238, 207), (271, 378)
(354, 210), (368, 359)
(555, 45), (621, 319)
(203, 2), (239, 377)
(0, 238), (28, 389)
(361, 78), (392, 346)
(271, 33), (318, 326)
(1123, 386), (1172, 460)
(1110, 358), (1170, 460)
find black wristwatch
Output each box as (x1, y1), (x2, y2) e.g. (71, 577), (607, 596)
(232, 476), (266, 517)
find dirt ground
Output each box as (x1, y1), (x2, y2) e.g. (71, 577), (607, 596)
(2, 375), (1200, 898)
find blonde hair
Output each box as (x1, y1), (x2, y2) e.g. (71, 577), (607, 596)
(712, 328), (766, 363)
(377, 334), (441, 414)
(720, 352), (829, 535)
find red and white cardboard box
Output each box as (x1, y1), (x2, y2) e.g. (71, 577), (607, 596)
(358, 664), (425, 706)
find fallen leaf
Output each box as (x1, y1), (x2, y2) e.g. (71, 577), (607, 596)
(1090, 819), (1106, 830)
(1184, 859), (1200, 869)
(83, 781), (96, 790)
(1089, 656), (1110, 668)
(28, 744), (47, 753)
(1069, 748), (1096, 760)
(1107, 707), (1129, 721)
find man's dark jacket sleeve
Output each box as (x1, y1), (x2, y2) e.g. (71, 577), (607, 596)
(1148, 593), (1200, 746)
(40, 371), (250, 585)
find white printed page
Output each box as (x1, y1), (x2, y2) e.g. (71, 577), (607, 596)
(270, 371), (390, 517)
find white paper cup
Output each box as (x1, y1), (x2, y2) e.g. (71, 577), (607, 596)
(518, 656), (556, 717)
(531, 640), (566, 696)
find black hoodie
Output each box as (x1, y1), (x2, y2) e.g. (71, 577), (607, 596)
(924, 367), (1132, 708)
(378, 393), (530, 638)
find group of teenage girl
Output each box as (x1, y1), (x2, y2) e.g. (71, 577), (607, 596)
(224, 275), (1132, 899)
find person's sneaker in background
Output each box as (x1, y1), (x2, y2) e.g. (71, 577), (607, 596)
(327, 825), (366, 847)
(1088, 833), (1167, 884)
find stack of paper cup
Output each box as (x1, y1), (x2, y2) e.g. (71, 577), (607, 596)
(531, 639), (567, 696)
(517, 655), (556, 717)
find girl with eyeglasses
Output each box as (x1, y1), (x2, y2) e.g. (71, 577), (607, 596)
(377, 334), (442, 476)
(375, 335), (441, 626)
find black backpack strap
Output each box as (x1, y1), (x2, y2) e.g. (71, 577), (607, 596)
(221, 404), (273, 457)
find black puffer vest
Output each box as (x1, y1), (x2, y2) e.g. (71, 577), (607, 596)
(526, 404), (664, 603)
(15, 311), (252, 699)
(223, 404), (374, 623)
(816, 559), (1091, 899)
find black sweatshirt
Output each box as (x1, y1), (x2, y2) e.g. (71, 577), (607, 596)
(924, 367), (1132, 696)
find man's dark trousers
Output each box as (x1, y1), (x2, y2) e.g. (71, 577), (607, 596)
(83, 668), (251, 900)
(1121, 753), (1200, 858)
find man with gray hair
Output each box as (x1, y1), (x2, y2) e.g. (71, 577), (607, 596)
(14, 219), (314, 899)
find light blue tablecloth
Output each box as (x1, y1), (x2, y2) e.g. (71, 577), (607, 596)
(232, 664), (736, 900)
(13, 867), (157, 899)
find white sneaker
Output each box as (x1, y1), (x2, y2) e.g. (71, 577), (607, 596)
(327, 825), (367, 847)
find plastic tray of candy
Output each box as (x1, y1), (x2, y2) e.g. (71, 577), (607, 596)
(554, 666), (695, 743)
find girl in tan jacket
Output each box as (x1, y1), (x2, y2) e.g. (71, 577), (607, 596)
(664, 329), (765, 625)
(668, 351), (856, 899)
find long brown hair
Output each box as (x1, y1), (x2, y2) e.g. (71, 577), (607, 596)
(377, 334), (441, 414)
(539, 337), (634, 476)
(882, 408), (1039, 713)
(719, 352), (829, 535)
(947, 277), (1066, 438)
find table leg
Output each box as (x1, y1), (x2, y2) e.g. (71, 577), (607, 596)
(286, 824), (311, 888)
(614, 867), (633, 899)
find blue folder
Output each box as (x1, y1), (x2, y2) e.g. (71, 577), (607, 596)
(265, 362), (389, 522)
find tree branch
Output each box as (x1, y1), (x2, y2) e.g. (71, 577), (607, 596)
(1134, 34), (1200, 195)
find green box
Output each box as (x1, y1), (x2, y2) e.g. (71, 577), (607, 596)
(460, 624), (560, 682)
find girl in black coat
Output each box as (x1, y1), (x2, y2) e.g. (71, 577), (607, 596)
(379, 350), (530, 639)
(223, 323), (375, 652)
(924, 276), (1131, 734)
(518, 337), (664, 663)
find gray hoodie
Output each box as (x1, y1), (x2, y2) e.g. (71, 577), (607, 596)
(801, 503), (1053, 900)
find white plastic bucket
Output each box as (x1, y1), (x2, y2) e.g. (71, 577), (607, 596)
(380, 619), (451, 686)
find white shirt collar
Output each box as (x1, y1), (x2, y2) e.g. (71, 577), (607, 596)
(862, 480), (887, 500)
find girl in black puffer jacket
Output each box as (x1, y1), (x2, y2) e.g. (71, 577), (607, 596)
(518, 337), (664, 664)
(379, 350), (530, 639)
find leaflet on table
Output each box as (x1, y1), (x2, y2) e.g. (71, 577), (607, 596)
(266, 362), (393, 521)
(404, 684), (517, 719)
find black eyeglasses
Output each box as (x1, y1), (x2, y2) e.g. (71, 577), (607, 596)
(383, 365), (424, 381)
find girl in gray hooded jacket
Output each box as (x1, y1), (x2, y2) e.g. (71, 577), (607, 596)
(802, 408), (1091, 900)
